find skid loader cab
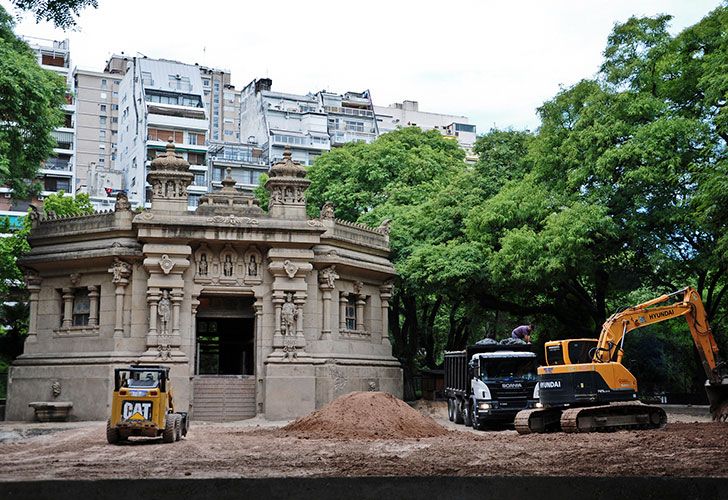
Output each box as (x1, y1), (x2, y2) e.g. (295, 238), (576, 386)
(107, 365), (189, 445)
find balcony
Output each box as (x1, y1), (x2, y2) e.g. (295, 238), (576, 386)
(324, 106), (374, 118)
(42, 158), (72, 171)
(168, 81), (193, 92)
(330, 131), (376, 145)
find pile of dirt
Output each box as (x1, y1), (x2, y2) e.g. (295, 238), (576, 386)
(280, 391), (449, 440)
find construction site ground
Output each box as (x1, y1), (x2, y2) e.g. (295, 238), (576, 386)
(0, 400), (725, 481)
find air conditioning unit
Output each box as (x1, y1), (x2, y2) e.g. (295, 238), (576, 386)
(37, 195), (44, 201)
(3, 193), (11, 198)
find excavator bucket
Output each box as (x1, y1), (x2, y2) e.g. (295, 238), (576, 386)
(705, 381), (728, 421)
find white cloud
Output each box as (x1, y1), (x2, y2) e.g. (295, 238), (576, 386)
(2, 0), (721, 132)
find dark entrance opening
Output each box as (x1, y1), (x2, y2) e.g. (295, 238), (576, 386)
(195, 296), (254, 375)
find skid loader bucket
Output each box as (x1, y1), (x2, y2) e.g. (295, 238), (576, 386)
(705, 380), (728, 421)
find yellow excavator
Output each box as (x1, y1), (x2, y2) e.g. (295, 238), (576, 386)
(515, 287), (728, 433)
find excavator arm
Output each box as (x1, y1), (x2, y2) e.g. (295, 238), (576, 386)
(593, 287), (728, 418)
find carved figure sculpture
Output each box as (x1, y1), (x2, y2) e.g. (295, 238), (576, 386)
(158, 290), (171, 335)
(281, 293), (297, 336)
(199, 254), (208, 276)
(247, 255), (258, 277)
(223, 254), (234, 277)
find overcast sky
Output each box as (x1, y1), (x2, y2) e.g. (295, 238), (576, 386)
(3, 0), (722, 133)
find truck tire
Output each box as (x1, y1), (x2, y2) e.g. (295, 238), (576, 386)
(162, 413), (176, 443)
(454, 399), (464, 424)
(463, 401), (473, 427)
(106, 419), (120, 444)
(447, 399), (454, 422)
(471, 402), (485, 431)
(174, 414), (182, 441)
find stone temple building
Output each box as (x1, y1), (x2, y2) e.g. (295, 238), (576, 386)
(7, 142), (401, 421)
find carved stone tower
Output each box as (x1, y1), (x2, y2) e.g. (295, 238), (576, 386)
(147, 139), (194, 213)
(264, 147), (310, 219)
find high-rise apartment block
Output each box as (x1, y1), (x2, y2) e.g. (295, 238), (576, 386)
(5, 36), (478, 215)
(375, 100), (478, 160)
(0, 36), (76, 226)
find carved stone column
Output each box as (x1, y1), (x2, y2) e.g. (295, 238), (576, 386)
(61, 288), (74, 328)
(353, 281), (365, 332)
(272, 290), (284, 336)
(24, 270), (42, 343)
(294, 292), (306, 338)
(339, 292), (348, 332)
(87, 286), (99, 327)
(147, 288), (160, 337)
(254, 297), (264, 415)
(379, 281), (394, 347)
(171, 289), (183, 336)
(318, 266), (338, 340)
(191, 295), (199, 375)
(108, 258), (132, 337)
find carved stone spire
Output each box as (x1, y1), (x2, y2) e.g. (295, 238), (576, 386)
(265, 147), (311, 219)
(195, 167), (264, 217)
(146, 139), (194, 213)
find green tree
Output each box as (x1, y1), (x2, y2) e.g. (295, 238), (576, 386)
(8, 0), (98, 29)
(0, 6), (67, 197)
(41, 190), (94, 217)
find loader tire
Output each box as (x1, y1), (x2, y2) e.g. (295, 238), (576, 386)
(174, 414), (182, 441)
(106, 419), (120, 445)
(162, 413), (176, 443)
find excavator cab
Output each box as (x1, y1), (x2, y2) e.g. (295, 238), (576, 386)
(544, 339), (598, 366)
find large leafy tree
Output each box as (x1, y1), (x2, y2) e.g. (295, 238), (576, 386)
(0, 6), (66, 197)
(8, 0), (98, 29)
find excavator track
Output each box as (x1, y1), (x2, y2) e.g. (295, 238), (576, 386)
(560, 402), (667, 433)
(514, 408), (562, 434)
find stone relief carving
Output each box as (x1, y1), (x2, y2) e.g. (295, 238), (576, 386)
(319, 266), (339, 289)
(320, 202), (335, 220)
(328, 364), (347, 396)
(69, 273), (81, 287)
(159, 254), (174, 275)
(206, 215), (259, 226)
(109, 258), (132, 283)
(199, 254), (208, 276)
(307, 219), (325, 227)
(158, 290), (171, 336)
(377, 218), (392, 235)
(280, 293), (298, 336)
(51, 381), (62, 398)
(353, 281), (364, 296)
(247, 255), (258, 277)
(283, 259), (298, 279)
(114, 192), (131, 211)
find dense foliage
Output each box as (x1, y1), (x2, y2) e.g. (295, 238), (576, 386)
(8, 0), (98, 29)
(307, 6), (728, 399)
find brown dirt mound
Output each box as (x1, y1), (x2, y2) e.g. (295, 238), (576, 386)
(280, 391), (449, 440)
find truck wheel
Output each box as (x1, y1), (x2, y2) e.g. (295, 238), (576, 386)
(447, 399), (454, 422)
(454, 400), (464, 424)
(471, 402), (484, 430)
(162, 413), (176, 443)
(106, 419), (120, 445)
(174, 414), (182, 441)
(463, 402), (473, 427)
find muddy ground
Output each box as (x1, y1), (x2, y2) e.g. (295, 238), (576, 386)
(0, 403), (725, 481)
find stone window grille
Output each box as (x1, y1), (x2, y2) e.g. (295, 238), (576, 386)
(58, 285), (100, 331)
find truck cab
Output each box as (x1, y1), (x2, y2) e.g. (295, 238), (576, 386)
(445, 343), (539, 429)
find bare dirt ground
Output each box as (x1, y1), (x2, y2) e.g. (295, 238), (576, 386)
(0, 396), (725, 481)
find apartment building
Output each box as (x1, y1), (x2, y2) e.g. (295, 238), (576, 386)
(375, 100), (477, 160)
(116, 57), (209, 207)
(72, 67), (125, 210)
(200, 67), (241, 143)
(240, 78), (330, 167)
(208, 141), (268, 195)
(0, 37), (76, 226)
(321, 89), (379, 147)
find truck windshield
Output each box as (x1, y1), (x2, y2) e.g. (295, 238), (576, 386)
(480, 357), (537, 382)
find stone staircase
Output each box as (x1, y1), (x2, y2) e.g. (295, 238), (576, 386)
(192, 376), (256, 422)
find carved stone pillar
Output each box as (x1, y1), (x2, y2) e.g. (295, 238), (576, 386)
(379, 282), (393, 347)
(147, 288), (160, 337)
(87, 285), (99, 327)
(294, 292), (306, 338)
(24, 270), (42, 343)
(254, 297), (264, 415)
(318, 266), (338, 339)
(339, 293), (348, 332)
(191, 295), (200, 375)
(171, 289), (183, 336)
(61, 288), (74, 328)
(108, 258), (132, 337)
(272, 291), (284, 336)
(355, 296), (366, 332)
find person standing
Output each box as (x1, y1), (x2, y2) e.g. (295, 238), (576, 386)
(511, 324), (534, 343)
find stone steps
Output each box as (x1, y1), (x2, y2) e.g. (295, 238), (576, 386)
(192, 376), (256, 422)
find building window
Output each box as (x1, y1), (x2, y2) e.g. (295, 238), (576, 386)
(101, 79), (107, 89)
(44, 176), (71, 192)
(100, 104), (107, 112)
(112, 104), (119, 110)
(72, 289), (91, 326)
(99, 130), (106, 139)
(99, 116), (107, 126)
(193, 172), (206, 186)
(345, 296), (356, 330)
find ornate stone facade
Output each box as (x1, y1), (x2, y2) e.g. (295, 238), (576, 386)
(7, 145), (401, 421)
